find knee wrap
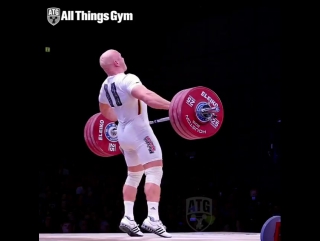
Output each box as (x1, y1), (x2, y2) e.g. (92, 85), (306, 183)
(125, 170), (144, 188)
(145, 166), (163, 186)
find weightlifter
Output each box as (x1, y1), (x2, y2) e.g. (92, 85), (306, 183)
(98, 49), (172, 238)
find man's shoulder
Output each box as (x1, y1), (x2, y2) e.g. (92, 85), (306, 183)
(122, 73), (142, 85)
(124, 73), (140, 81)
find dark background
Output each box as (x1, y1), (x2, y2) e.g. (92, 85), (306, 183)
(41, 2), (281, 234)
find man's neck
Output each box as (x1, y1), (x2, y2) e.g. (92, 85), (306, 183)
(106, 70), (125, 76)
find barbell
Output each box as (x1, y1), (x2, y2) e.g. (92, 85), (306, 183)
(84, 86), (224, 157)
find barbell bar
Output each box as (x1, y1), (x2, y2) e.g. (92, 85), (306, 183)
(84, 86), (224, 157)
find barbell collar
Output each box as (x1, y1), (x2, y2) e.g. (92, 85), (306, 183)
(201, 107), (219, 113)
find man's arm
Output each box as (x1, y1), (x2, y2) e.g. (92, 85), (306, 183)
(131, 85), (171, 110)
(99, 102), (117, 121)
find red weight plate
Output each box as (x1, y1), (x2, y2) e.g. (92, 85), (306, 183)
(90, 113), (122, 156)
(169, 89), (191, 140)
(169, 89), (195, 140)
(84, 114), (108, 157)
(89, 113), (116, 157)
(84, 121), (104, 156)
(89, 114), (115, 157)
(84, 114), (102, 156)
(177, 86), (224, 139)
(88, 114), (111, 157)
(171, 89), (198, 140)
(172, 89), (199, 139)
(84, 120), (101, 156)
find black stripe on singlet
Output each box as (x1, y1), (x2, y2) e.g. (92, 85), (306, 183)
(111, 82), (122, 106)
(138, 100), (141, 115)
(103, 84), (114, 107)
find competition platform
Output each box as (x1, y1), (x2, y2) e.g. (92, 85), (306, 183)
(39, 232), (260, 241)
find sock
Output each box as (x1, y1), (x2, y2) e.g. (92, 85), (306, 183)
(124, 201), (134, 220)
(147, 201), (159, 220)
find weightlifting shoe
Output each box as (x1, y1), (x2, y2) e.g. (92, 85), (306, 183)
(141, 216), (172, 238)
(119, 216), (143, 237)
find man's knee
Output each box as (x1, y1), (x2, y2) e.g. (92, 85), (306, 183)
(144, 166), (163, 186)
(125, 170), (144, 188)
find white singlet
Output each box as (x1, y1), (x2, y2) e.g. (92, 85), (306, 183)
(98, 73), (162, 166)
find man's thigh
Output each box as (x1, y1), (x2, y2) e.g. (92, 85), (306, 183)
(122, 149), (140, 167)
(136, 131), (162, 166)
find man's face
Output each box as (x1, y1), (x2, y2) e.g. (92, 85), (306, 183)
(114, 53), (127, 71)
(122, 57), (127, 71)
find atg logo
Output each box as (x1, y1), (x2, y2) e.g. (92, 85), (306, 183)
(47, 7), (133, 26)
(186, 197), (214, 232)
(47, 7), (60, 26)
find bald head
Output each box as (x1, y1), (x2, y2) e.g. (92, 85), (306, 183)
(100, 49), (127, 75)
(100, 49), (119, 65)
